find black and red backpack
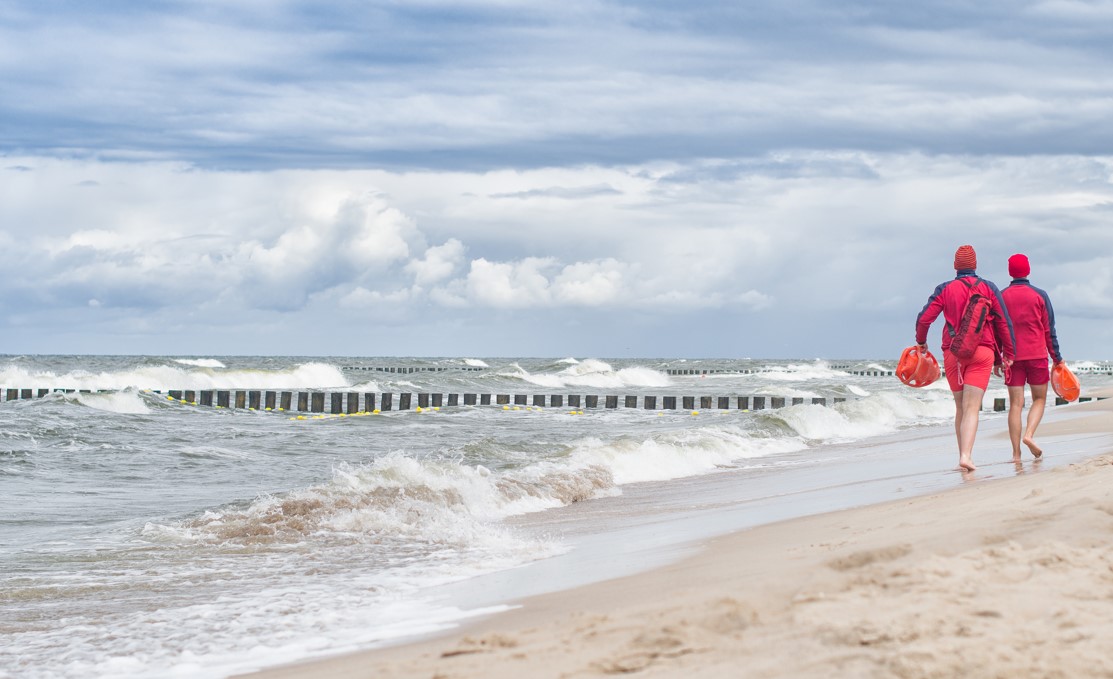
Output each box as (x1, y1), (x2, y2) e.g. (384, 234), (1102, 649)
(948, 277), (994, 359)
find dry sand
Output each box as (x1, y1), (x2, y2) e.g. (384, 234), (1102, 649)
(242, 397), (1113, 679)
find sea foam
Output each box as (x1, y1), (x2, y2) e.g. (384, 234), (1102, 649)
(71, 389), (152, 415)
(509, 359), (670, 389)
(0, 361), (348, 391)
(173, 358), (227, 369)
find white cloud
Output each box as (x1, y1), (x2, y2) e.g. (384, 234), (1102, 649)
(552, 259), (628, 306)
(3, 152), (1113, 357)
(53, 229), (131, 254)
(406, 239), (465, 286)
(456, 257), (632, 310)
(339, 197), (417, 268)
(5, 3), (1113, 357)
(429, 282), (471, 309)
(466, 257), (556, 308)
(240, 224), (322, 275)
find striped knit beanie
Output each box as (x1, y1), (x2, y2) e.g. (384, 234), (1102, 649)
(954, 245), (976, 270)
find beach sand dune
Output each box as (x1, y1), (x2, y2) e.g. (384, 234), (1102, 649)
(242, 398), (1113, 679)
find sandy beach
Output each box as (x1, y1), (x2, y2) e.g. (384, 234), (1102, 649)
(242, 395), (1113, 679)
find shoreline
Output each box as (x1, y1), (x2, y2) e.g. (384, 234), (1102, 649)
(239, 396), (1113, 678)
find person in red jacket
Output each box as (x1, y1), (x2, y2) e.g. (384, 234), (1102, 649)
(1001, 253), (1063, 461)
(915, 245), (1016, 472)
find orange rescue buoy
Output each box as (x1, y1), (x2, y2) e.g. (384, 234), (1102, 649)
(896, 346), (941, 388)
(1051, 362), (1080, 402)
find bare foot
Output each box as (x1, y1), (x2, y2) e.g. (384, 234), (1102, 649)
(959, 456), (976, 472)
(1023, 436), (1043, 458)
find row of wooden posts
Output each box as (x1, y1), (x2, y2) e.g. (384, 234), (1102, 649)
(338, 366), (897, 377)
(664, 368), (895, 376)
(165, 391), (840, 412)
(0, 388), (1096, 412)
(339, 365), (1113, 377)
(0, 388), (839, 411)
(341, 366), (484, 373)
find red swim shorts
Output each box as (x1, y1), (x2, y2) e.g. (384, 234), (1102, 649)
(1005, 357), (1050, 387)
(944, 345), (995, 391)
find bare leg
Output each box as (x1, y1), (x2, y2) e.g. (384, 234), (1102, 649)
(1024, 383), (1047, 458)
(951, 389), (964, 452)
(1007, 385), (1025, 462)
(957, 384), (984, 471)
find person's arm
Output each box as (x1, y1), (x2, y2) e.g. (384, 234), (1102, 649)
(915, 282), (947, 348)
(1040, 289), (1063, 364)
(987, 281), (1016, 363)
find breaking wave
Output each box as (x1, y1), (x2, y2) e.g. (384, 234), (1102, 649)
(0, 361), (347, 392)
(505, 358), (670, 390)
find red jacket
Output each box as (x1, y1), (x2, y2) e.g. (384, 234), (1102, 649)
(1001, 278), (1062, 363)
(916, 271), (1016, 362)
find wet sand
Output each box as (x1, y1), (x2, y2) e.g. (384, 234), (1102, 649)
(240, 395), (1113, 679)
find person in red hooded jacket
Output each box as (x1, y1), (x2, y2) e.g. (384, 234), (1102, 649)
(1001, 253), (1063, 461)
(915, 245), (1016, 472)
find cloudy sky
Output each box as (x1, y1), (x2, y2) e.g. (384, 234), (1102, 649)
(2, 0), (1112, 359)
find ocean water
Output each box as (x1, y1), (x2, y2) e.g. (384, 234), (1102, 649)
(2, 355), (1110, 679)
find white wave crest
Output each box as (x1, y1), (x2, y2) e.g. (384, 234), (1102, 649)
(566, 427), (807, 485)
(154, 419), (821, 553)
(772, 391), (954, 442)
(511, 359), (670, 390)
(71, 390), (151, 415)
(173, 358), (227, 368)
(151, 453), (577, 550)
(0, 362), (348, 391)
(1070, 360), (1113, 373)
(756, 360), (856, 382)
